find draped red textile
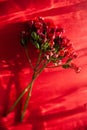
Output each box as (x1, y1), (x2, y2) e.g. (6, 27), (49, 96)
(0, 0), (87, 130)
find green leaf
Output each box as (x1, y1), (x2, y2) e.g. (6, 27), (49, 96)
(20, 38), (28, 46)
(34, 41), (40, 49)
(31, 32), (40, 49)
(55, 45), (60, 52)
(50, 57), (57, 62)
(41, 42), (49, 51)
(62, 64), (70, 69)
(31, 31), (39, 41)
(66, 58), (72, 63)
(58, 55), (64, 60)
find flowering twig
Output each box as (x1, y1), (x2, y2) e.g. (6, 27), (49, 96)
(7, 17), (81, 121)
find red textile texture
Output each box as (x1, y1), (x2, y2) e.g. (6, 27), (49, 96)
(0, 0), (87, 130)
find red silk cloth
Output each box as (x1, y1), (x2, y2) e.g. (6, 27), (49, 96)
(0, 0), (87, 129)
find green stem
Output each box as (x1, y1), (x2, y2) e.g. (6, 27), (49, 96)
(21, 72), (37, 121)
(37, 60), (50, 76)
(21, 50), (43, 120)
(7, 83), (31, 115)
(35, 50), (42, 71)
(7, 47), (50, 120)
(24, 46), (34, 70)
(21, 59), (49, 121)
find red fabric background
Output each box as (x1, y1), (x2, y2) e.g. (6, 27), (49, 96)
(0, 0), (87, 129)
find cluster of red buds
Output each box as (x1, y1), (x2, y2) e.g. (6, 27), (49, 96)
(21, 17), (81, 73)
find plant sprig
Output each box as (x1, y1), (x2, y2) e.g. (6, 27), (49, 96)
(7, 17), (81, 121)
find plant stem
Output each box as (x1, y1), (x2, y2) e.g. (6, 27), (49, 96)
(35, 50), (42, 71)
(7, 83), (31, 115)
(24, 46), (34, 70)
(20, 51), (44, 120)
(37, 60), (50, 76)
(7, 46), (50, 120)
(21, 72), (37, 121)
(21, 59), (49, 121)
